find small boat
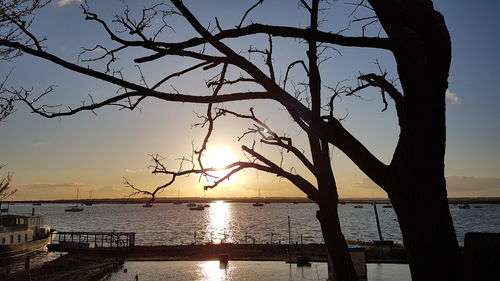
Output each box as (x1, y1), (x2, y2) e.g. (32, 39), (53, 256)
(143, 202), (154, 208)
(458, 204), (470, 209)
(293, 201), (299, 204)
(84, 191), (93, 205)
(32, 202), (42, 206)
(65, 205), (84, 212)
(264, 202), (271, 204)
(173, 191), (183, 204)
(253, 188), (264, 207)
(65, 188), (84, 212)
(189, 205), (205, 211)
(382, 205), (393, 208)
(186, 203), (197, 207)
(354, 205), (364, 208)
(473, 205), (484, 209)
(203, 204), (210, 208)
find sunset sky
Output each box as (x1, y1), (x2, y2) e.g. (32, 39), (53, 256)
(1, 0), (499, 200)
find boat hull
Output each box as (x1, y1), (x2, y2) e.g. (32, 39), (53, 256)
(0, 235), (52, 258)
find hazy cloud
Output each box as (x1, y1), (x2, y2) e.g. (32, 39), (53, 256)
(11, 182), (130, 200)
(446, 89), (460, 104)
(57, 0), (80, 7)
(17, 182), (88, 189)
(125, 169), (147, 175)
(446, 176), (500, 196)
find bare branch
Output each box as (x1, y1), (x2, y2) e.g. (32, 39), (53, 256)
(237, 0), (265, 29)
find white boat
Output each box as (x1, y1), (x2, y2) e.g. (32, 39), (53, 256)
(143, 202), (154, 208)
(65, 188), (84, 212)
(253, 188), (264, 207)
(65, 205), (83, 212)
(0, 211), (52, 258)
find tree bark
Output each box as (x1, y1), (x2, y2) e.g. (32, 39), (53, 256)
(367, 0), (463, 280)
(317, 193), (359, 281)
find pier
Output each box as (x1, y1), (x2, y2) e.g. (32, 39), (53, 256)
(49, 232), (135, 250)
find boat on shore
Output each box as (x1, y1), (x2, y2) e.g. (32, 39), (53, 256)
(0, 211), (52, 258)
(143, 203), (154, 208)
(458, 204), (470, 209)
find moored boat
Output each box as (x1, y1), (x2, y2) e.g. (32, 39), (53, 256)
(65, 188), (84, 212)
(0, 211), (52, 258)
(189, 205), (205, 211)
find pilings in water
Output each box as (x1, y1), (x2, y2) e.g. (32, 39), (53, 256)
(372, 202), (384, 241)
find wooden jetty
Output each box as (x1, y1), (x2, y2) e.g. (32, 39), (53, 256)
(48, 231), (135, 251)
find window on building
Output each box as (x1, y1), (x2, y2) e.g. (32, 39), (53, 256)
(2, 237), (5, 244)
(18, 234), (21, 243)
(25, 233), (28, 241)
(10, 235), (13, 243)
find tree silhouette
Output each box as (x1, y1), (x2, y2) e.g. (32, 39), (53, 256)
(0, 1), (462, 280)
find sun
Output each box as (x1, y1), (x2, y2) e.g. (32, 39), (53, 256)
(202, 147), (238, 170)
(201, 147), (240, 183)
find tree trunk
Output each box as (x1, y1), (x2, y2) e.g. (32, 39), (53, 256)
(390, 188), (462, 281)
(367, 1), (463, 280)
(317, 177), (359, 281)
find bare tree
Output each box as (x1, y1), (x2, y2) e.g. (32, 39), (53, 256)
(0, 1), (461, 280)
(0, 165), (15, 201)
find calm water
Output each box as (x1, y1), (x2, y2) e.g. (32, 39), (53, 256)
(6, 202), (500, 245)
(108, 261), (411, 281)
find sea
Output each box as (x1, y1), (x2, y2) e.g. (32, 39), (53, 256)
(2, 201), (499, 280)
(6, 201), (500, 246)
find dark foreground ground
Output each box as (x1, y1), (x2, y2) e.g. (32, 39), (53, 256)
(3, 244), (406, 281)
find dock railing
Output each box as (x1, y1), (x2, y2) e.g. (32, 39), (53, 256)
(50, 231), (135, 250)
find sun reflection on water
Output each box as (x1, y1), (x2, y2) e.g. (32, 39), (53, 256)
(207, 201), (232, 243)
(197, 260), (234, 281)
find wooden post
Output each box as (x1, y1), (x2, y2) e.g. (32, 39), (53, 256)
(194, 231), (197, 245)
(301, 234), (303, 244)
(25, 255), (30, 270)
(270, 232), (274, 245)
(288, 216), (291, 245)
(373, 202), (383, 241)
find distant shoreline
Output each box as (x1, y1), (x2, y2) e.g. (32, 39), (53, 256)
(5, 197), (500, 204)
